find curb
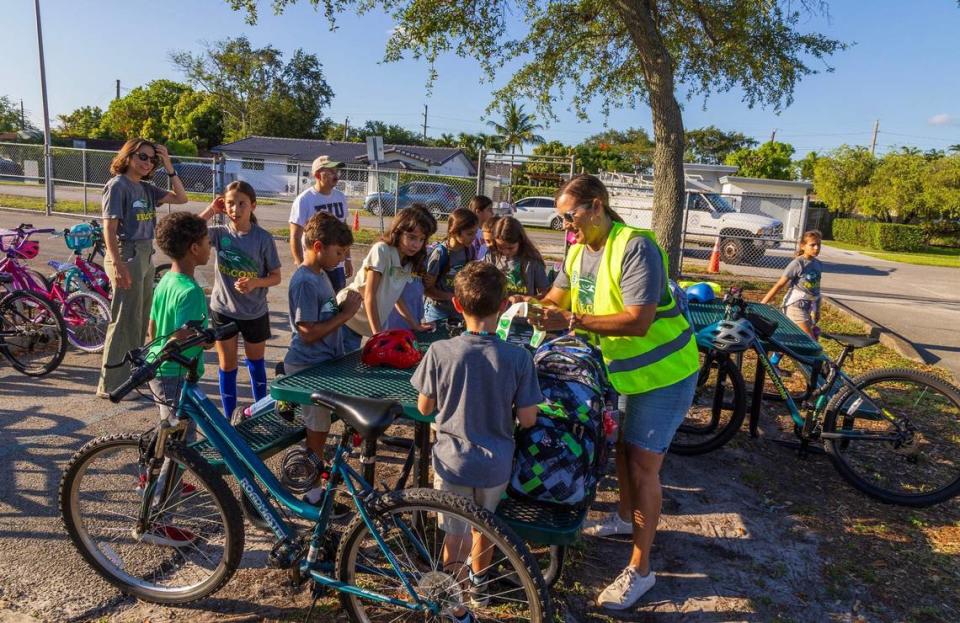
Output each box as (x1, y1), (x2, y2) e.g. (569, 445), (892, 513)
(823, 295), (926, 363)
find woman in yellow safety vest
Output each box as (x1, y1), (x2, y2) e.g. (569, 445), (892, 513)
(521, 174), (700, 611)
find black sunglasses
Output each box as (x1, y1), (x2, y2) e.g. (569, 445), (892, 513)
(134, 152), (159, 164)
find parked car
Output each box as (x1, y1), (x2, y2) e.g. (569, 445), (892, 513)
(512, 196), (562, 230)
(0, 158), (24, 181)
(152, 162), (222, 194)
(365, 182), (463, 219)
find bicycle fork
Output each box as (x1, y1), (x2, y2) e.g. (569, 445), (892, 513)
(134, 419), (187, 535)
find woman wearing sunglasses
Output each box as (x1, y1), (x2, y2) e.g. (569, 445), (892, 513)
(516, 174), (699, 611)
(96, 138), (188, 398)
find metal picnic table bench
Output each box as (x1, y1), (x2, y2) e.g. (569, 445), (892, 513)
(687, 300), (825, 437)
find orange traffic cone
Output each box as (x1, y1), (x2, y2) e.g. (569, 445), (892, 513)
(353, 210), (360, 232)
(707, 237), (721, 274)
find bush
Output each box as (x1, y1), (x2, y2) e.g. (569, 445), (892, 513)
(833, 218), (927, 251)
(511, 185), (558, 201)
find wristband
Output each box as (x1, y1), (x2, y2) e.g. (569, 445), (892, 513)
(166, 170), (177, 177)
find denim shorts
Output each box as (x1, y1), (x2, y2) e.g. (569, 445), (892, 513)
(621, 371), (698, 454)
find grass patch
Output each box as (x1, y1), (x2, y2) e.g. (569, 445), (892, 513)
(824, 240), (960, 268)
(270, 225), (446, 247)
(0, 192), (93, 215)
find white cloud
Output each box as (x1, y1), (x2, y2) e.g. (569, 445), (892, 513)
(928, 113), (955, 126)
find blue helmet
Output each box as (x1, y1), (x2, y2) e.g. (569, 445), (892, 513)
(685, 282), (716, 303)
(65, 223), (95, 251)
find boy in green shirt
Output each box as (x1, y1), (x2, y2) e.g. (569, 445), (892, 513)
(147, 212), (213, 424)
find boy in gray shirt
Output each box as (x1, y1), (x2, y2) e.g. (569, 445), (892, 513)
(411, 262), (540, 615)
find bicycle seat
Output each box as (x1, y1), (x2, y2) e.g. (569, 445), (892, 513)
(310, 390), (403, 440)
(821, 332), (879, 349)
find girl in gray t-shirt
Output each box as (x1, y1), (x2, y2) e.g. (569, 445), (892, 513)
(761, 230), (824, 340)
(200, 181), (282, 420)
(483, 216), (548, 297)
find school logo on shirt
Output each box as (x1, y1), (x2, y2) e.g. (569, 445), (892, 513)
(132, 198), (155, 222)
(217, 236), (259, 279)
(571, 269), (595, 314)
(504, 263), (526, 295)
(314, 201), (345, 220)
(801, 270), (821, 295)
(320, 297), (339, 315)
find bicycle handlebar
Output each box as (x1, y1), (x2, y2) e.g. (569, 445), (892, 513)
(108, 322), (239, 403)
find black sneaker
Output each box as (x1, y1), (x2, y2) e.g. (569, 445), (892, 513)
(468, 570), (490, 607)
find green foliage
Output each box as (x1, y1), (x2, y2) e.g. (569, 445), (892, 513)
(579, 128), (653, 172)
(97, 79), (191, 141)
(922, 155), (960, 220)
(511, 185), (556, 201)
(486, 102), (544, 155)
(833, 218), (927, 251)
(166, 91), (223, 150)
(55, 106), (103, 138)
(795, 151), (819, 181)
(724, 141), (796, 180)
(812, 145), (876, 214)
(357, 121), (425, 145)
(858, 150), (930, 222)
(166, 139), (198, 157)
(0, 96), (33, 133)
(685, 126), (757, 165)
(171, 36), (333, 141)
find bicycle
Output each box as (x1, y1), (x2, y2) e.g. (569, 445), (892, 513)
(59, 322), (552, 621)
(671, 288), (960, 507)
(0, 280), (67, 376)
(0, 224), (111, 352)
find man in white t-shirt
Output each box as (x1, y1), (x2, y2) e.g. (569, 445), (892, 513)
(289, 156), (353, 290)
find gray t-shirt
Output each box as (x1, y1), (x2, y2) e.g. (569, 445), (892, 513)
(484, 254), (548, 297)
(424, 243), (473, 317)
(284, 265), (344, 368)
(782, 256), (823, 308)
(209, 224), (281, 320)
(411, 333), (543, 488)
(553, 236), (665, 314)
(101, 175), (168, 242)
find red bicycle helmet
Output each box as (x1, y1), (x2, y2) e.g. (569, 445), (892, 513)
(14, 240), (39, 260)
(361, 329), (422, 369)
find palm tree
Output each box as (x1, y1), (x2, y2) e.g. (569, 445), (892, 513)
(486, 102), (545, 155)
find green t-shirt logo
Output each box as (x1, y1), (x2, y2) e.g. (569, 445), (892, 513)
(217, 237), (259, 279)
(571, 269), (595, 314)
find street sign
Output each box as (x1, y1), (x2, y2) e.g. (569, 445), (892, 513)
(366, 136), (384, 163)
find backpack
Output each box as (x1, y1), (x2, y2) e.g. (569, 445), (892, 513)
(428, 241), (476, 284)
(508, 336), (609, 507)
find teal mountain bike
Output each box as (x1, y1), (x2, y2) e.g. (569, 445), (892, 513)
(672, 289), (960, 507)
(59, 322), (552, 622)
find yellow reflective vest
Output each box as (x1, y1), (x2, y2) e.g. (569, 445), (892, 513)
(564, 221), (699, 394)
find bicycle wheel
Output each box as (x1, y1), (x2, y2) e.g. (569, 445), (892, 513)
(336, 488), (552, 623)
(59, 434), (244, 603)
(824, 368), (960, 507)
(0, 289), (67, 376)
(760, 351), (816, 403)
(61, 290), (111, 353)
(670, 349), (747, 455)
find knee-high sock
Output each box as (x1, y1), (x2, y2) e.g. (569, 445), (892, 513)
(246, 357), (268, 402)
(219, 367), (238, 418)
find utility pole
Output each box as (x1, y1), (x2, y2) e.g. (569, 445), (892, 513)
(20, 100), (25, 129)
(34, 0), (54, 215)
(422, 104), (428, 140)
(343, 117), (349, 141)
(870, 119), (879, 156)
(769, 128), (777, 143)
(115, 79), (120, 101)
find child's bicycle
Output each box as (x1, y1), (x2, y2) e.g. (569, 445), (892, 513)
(0, 277), (67, 376)
(671, 288), (960, 507)
(0, 224), (111, 352)
(58, 322), (552, 622)
(51, 222), (112, 300)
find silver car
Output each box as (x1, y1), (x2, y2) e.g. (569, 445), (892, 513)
(511, 196), (561, 230)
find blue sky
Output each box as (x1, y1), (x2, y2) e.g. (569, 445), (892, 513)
(3, 0), (959, 155)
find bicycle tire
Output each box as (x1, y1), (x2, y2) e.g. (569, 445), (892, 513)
(0, 289), (67, 376)
(25, 268), (51, 293)
(336, 487), (552, 623)
(59, 434), (245, 604)
(759, 351), (816, 403)
(670, 350), (747, 456)
(61, 290), (111, 353)
(824, 368), (960, 507)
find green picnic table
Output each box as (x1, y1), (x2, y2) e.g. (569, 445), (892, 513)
(687, 300), (825, 437)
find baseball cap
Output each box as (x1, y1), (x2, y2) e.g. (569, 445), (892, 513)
(311, 156), (344, 174)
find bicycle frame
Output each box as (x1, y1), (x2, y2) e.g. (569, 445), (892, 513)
(750, 334), (905, 444)
(154, 375), (431, 613)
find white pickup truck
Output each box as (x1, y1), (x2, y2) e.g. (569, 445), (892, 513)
(609, 188), (783, 265)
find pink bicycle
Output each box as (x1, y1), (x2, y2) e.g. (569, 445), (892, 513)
(53, 222), (112, 300)
(0, 224), (111, 353)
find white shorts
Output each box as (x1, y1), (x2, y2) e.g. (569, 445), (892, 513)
(434, 472), (508, 535)
(281, 361), (332, 433)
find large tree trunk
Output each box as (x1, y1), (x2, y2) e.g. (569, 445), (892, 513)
(613, 0), (687, 277)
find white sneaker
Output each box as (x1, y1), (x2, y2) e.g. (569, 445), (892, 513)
(582, 511), (633, 537)
(597, 567), (656, 610)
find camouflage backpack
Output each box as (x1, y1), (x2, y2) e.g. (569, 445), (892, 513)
(508, 336), (608, 507)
